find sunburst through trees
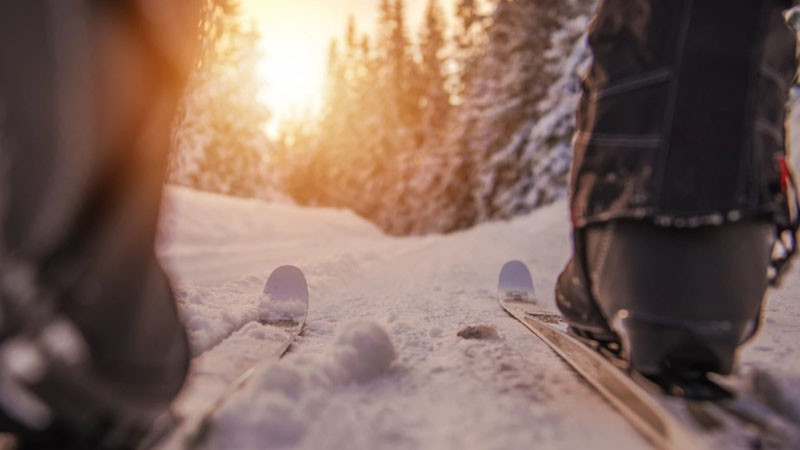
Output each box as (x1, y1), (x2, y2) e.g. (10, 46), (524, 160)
(172, 0), (597, 235)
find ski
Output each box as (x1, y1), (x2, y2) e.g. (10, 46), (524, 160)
(150, 265), (309, 450)
(497, 260), (799, 449)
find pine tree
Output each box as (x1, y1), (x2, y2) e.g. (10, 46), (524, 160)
(452, 0), (490, 102)
(318, 38), (352, 204)
(171, 0), (272, 198)
(464, 0), (584, 220)
(273, 0), (597, 235)
(374, 0), (404, 154)
(418, 0), (450, 138)
(376, 0), (420, 133)
(393, 0), (413, 122)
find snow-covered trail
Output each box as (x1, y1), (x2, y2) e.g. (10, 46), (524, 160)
(157, 186), (800, 449)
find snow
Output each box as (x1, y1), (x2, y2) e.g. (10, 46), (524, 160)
(204, 321), (396, 449)
(157, 185), (800, 449)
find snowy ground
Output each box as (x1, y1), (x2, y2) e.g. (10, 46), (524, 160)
(156, 186), (800, 450)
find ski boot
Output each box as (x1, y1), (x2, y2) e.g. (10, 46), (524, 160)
(0, 0), (198, 447)
(556, 219), (774, 379)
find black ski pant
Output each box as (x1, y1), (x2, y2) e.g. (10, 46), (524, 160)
(0, 0), (199, 444)
(571, 0), (797, 230)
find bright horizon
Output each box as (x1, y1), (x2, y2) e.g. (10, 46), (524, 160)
(240, 0), (455, 135)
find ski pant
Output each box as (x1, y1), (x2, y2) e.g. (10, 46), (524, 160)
(557, 0), (799, 366)
(0, 0), (199, 443)
(570, 0), (797, 229)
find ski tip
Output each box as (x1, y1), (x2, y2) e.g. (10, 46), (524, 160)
(264, 265), (308, 300)
(269, 264), (305, 279)
(262, 265), (309, 327)
(499, 261), (534, 287)
(498, 260), (535, 302)
(500, 260), (528, 274)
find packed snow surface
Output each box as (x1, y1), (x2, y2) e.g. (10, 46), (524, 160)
(157, 186), (800, 449)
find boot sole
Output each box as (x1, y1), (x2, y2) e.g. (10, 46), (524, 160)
(612, 310), (755, 376)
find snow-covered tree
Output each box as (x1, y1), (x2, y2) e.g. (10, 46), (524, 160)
(451, 0), (491, 102)
(170, 0), (274, 198)
(459, 0), (593, 221)
(273, 0), (597, 235)
(418, 0), (451, 140)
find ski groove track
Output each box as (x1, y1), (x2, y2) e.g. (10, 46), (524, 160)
(157, 266), (309, 449)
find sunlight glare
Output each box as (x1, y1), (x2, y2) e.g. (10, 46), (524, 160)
(256, 43), (321, 121)
(240, 0), (452, 136)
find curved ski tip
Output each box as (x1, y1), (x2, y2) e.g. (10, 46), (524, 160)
(498, 260), (534, 292)
(264, 265), (308, 300)
(501, 260), (528, 272)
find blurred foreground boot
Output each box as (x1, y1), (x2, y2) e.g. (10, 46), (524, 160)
(556, 220), (774, 377)
(0, 0), (200, 448)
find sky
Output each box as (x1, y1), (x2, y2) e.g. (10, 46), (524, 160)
(239, 0), (454, 133)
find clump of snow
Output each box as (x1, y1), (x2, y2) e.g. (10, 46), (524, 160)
(325, 321), (397, 384)
(205, 321), (396, 449)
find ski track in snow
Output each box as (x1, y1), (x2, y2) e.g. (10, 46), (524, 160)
(156, 186), (800, 450)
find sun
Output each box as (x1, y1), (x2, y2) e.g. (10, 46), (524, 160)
(256, 41), (323, 121)
(239, 0), (448, 136)
(240, 0), (337, 135)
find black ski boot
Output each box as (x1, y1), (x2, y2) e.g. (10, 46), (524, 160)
(0, 1), (198, 447)
(556, 219), (774, 377)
